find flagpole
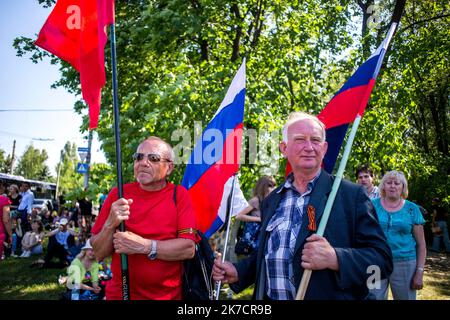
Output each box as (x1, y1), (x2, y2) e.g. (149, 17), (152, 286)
(215, 174), (238, 300)
(110, 22), (130, 300)
(295, 115), (362, 300)
(295, 23), (398, 300)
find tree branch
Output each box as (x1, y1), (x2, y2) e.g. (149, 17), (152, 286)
(357, 0), (366, 11)
(400, 14), (450, 32)
(189, 0), (208, 60)
(287, 76), (295, 109)
(251, 0), (266, 48)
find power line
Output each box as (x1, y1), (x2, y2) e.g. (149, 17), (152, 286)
(0, 130), (55, 141)
(0, 129), (88, 142)
(0, 108), (73, 112)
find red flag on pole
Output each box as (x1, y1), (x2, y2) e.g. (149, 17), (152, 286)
(35, 0), (115, 129)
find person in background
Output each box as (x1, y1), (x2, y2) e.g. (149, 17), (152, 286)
(9, 216), (22, 258)
(8, 184), (22, 212)
(17, 182), (34, 233)
(98, 191), (107, 213)
(370, 170), (426, 300)
(20, 219), (45, 257)
(0, 194), (12, 261)
(78, 190), (93, 231)
(67, 239), (102, 300)
(69, 202), (80, 228)
(235, 176), (276, 256)
(431, 197), (450, 253)
(41, 218), (76, 268)
(355, 164), (380, 200)
(41, 210), (53, 231)
(0, 182), (7, 196)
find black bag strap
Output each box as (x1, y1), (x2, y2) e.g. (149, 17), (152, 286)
(173, 185), (178, 206)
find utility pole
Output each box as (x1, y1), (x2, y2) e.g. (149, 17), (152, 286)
(83, 130), (93, 189)
(10, 140), (16, 174)
(55, 149), (64, 198)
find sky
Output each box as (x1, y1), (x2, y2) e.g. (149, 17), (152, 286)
(0, 0), (107, 177)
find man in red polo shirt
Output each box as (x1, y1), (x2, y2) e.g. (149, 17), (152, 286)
(91, 136), (197, 300)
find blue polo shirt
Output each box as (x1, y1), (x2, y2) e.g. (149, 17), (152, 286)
(372, 198), (425, 262)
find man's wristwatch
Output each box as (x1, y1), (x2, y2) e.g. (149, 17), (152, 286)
(148, 240), (157, 260)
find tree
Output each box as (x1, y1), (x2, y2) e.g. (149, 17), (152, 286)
(56, 141), (83, 196)
(0, 148), (13, 173)
(14, 0), (449, 207)
(13, 144), (52, 181)
(347, 0), (449, 207)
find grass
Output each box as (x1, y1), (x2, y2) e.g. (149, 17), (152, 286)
(0, 256), (64, 300)
(225, 251), (450, 301)
(418, 252), (450, 300)
(1, 251), (448, 300)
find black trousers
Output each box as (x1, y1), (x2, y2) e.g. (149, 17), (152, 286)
(43, 236), (69, 268)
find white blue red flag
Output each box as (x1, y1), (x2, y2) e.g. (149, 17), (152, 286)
(318, 24), (396, 173)
(285, 23), (397, 175)
(182, 59), (247, 238)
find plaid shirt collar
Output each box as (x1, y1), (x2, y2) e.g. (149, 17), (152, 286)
(277, 170), (321, 195)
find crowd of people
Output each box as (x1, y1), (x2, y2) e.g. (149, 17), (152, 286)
(0, 181), (111, 300)
(0, 112), (449, 301)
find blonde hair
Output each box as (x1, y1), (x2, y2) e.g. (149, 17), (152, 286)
(282, 111), (326, 142)
(75, 249), (87, 261)
(379, 170), (409, 199)
(9, 184), (19, 193)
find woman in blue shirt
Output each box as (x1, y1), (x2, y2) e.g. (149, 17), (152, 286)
(371, 170), (426, 300)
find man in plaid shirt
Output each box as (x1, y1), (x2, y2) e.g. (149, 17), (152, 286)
(213, 112), (392, 300)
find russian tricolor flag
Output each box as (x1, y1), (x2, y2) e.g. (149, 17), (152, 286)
(182, 59), (248, 238)
(318, 24), (397, 173)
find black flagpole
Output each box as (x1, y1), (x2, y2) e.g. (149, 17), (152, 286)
(110, 21), (130, 300)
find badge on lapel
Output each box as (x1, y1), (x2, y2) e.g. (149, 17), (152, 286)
(307, 204), (317, 232)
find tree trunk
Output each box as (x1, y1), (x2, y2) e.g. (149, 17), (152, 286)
(357, 0), (374, 59)
(200, 39), (209, 61)
(437, 87), (449, 156)
(250, 0), (265, 49)
(231, 3), (242, 62)
(428, 93), (445, 154)
(189, 0), (209, 61)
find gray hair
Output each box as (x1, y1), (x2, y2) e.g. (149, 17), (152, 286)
(379, 170), (409, 199)
(282, 111), (326, 143)
(140, 136), (175, 161)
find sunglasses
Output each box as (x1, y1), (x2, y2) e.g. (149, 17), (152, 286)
(133, 153), (172, 163)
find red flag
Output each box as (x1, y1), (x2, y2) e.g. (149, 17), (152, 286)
(35, 0), (115, 129)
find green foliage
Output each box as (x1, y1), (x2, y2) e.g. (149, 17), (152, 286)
(13, 144), (52, 181)
(348, 0), (449, 208)
(14, 0), (449, 203)
(0, 148), (13, 173)
(65, 162), (115, 204)
(55, 141), (114, 204)
(56, 141), (83, 196)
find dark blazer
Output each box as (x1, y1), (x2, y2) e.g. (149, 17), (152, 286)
(231, 170), (393, 300)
